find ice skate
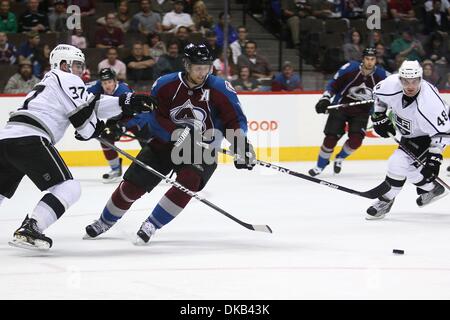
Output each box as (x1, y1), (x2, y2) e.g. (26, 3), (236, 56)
(366, 197), (395, 220)
(416, 183), (447, 207)
(84, 218), (113, 239)
(102, 158), (122, 183)
(308, 166), (324, 177)
(447, 166), (450, 176)
(333, 157), (343, 174)
(135, 220), (156, 245)
(9, 216), (52, 250)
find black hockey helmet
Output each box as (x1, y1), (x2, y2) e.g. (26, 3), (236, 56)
(362, 47), (377, 57)
(183, 43), (214, 65)
(99, 68), (116, 81)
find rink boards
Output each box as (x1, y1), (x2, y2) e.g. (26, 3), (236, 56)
(0, 92), (449, 166)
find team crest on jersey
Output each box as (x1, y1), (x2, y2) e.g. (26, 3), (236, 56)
(394, 113), (412, 135)
(225, 81), (236, 93)
(170, 99), (208, 132)
(346, 83), (373, 101)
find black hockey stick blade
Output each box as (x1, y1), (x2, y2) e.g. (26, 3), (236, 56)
(357, 181), (391, 199)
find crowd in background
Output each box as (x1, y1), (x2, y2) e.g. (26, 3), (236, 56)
(0, 0), (449, 94)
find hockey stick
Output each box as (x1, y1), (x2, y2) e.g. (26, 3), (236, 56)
(388, 134), (450, 190)
(96, 137), (273, 233)
(327, 99), (375, 110)
(121, 132), (390, 199)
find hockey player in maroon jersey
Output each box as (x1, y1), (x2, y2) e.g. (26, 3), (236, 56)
(309, 48), (388, 176)
(85, 43), (256, 244)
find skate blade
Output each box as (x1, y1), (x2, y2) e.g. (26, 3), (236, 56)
(102, 177), (121, 184)
(133, 236), (149, 246)
(8, 238), (50, 251)
(365, 213), (386, 221)
(418, 189), (449, 208)
(82, 233), (97, 240)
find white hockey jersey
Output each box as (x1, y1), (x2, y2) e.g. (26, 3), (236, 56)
(0, 69), (123, 144)
(373, 74), (450, 151)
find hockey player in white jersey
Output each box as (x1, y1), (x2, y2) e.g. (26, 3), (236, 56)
(367, 60), (450, 220)
(0, 44), (157, 250)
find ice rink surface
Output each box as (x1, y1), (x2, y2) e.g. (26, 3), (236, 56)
(1, 160), (450, 300)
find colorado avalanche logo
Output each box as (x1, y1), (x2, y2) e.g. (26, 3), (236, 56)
(170, 99), (208, 132)
(346, 83), (373, 101)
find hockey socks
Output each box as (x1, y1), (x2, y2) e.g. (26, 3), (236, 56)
(101, 180), (146, 225)
(147, 169), (201, 229)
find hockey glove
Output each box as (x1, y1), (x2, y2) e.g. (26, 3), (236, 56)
(119, 93), (158, 116)
(315, 99), (331, 114)
(101, 119), (126, 142)
(230, 136), (257, 170)
(371, 112), (396, 138)
(420, 152), (443, 183)
(75, 120), (105, 141)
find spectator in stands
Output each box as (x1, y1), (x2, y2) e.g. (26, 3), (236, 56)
(213, 47), (237, 81)
(98, 47), (127, 80)
(97, 0), (131, 33)
(229, 25), (248, 64)
(393, 53), (406, 71)
(152, 0), (174, 14)
(192, 0), (213, 33)
(424, 0), (449, 35)
(205, 30), (221, 60)
(124, 41), (155, 82)
(19, 0), (49, 33)
(281, 0), (313, 49)
(231, 65), (260, 91)
(375, 43), (393, 73)
(162, 0), (195, 32)
(425, 0), (450, 16)
(0, 32), (17, 64)
(144, 32), (166, 61)
(237, 40), (272, 79)
(17, 31), (45, 77)
(4, 58), (39, 93)
(342, 0), (364, 19)
(95, 12), (125, 48)
(153, 40), (184, 78)
(342, 30), (364, 62)
(71, 27), (87, 49)
(0, 0), (17, 33)
(271, 61), (302, 91)
(174, 25), (190, 49)
(422, 59), (441, 87)
(388, 0), (417, 22)
(368, 30), (384, 47)
(441, 72), (450, 89)
(48, 0), (67, 32)
(71, 0), (95, 17)
(130, 0), (162, 35)
(213, 12), (238, 49)
(390, 27), (425, 62)
(425, 32), (449, 65)
(311, 0), (334, 18)
(363, 0), (388, 19)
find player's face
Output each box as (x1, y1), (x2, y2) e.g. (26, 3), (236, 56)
(101, 79), (116, 95)
(70, 60), (85, 77)
(400, 77), (421, 97)
(187, 64), (212, 85)
(362, 56), (376, 70)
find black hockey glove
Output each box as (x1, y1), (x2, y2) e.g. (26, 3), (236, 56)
(75, 120), (105, 141)
(371, 112), (396, 138)
(315, 99), (331, 114)
(101, 119), (126, 142)
(420, 152), (443, 183)
(230, 136), (257, 170)
(119, 93), (158, 116)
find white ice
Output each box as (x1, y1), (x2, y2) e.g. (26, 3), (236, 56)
(1, 160), (450, 300)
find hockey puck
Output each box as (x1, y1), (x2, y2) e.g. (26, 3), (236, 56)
(393, 249), (404, 255)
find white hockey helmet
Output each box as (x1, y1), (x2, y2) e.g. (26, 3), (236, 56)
(49, 44), (85, 74)
(398, 60), (423, 79)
